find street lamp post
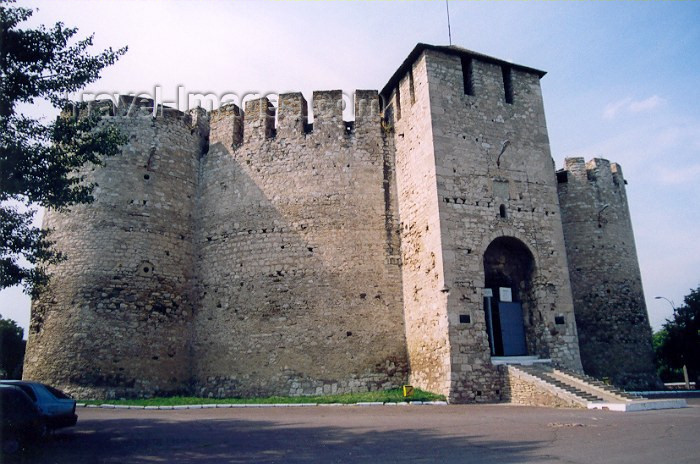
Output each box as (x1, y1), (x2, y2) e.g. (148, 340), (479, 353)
(654, 295), (676, 310)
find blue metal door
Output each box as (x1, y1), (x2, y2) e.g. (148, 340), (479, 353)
(498, 302), (527, 356)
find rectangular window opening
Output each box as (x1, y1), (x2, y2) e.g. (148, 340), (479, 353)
(502, 66), (513, 104)
(461, 57), (474, 96)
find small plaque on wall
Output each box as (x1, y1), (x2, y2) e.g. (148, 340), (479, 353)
(499, 287), (513, 302)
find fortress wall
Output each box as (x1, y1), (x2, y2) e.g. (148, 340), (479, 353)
(22, 44), (654, 402)
(421, 49), (582, 402)
(193, 90), (407, 397)
(24, 99), (204, 398)
(557, 158), (659, 389)
(389, 53), (453, 397)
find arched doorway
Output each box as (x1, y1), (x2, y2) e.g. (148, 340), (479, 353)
(483, 237), (536, 357)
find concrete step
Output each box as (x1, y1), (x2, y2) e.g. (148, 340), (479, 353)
(554, 369), (642, 400)
(508, 364), (687, 412)
(517, 365), (605, 403)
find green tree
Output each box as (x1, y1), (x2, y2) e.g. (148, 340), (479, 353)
(0, 316), (25, 379)
(1, 1), (127, 296)
(657, 286), (700, 385)
(652, 329), (683, 382)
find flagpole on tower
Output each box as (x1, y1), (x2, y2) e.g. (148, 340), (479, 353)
(446, 0), (453, 46)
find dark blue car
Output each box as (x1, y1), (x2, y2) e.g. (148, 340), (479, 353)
(0, 381), (77, 430)
(0, 385), (46, 455)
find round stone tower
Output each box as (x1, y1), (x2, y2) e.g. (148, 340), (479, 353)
(557, 157), (660, 390)
(23, 98), (208, 399)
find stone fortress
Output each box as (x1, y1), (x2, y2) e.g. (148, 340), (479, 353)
(24, 44), (659, 402)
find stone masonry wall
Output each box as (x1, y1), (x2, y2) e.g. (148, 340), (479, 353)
(557, 158), (659, 390)
(503, 366), (582, 408)
(23, 44), (652, 402)
(390, 53), (453, 397)
(424, 49), (581, 402)
(192, 90), (408, 397)
(24, 98), (204, 399)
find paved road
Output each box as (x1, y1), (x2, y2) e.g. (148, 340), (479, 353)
(16, 400), (700, 463)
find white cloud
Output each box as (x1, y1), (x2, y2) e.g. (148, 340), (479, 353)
(603, 95), (666, 120)
(603, 97), (632, 120)
(629, 95), (665, 113)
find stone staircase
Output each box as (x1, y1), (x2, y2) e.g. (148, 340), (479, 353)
(507, 363), (687, 412)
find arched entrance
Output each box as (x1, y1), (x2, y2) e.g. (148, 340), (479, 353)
(483, 237), (536, 357)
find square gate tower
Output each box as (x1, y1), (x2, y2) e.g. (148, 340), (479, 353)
(382, 44), (583, 402)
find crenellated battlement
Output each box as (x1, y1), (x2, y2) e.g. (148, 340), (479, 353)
(209, 103), (243, 148)
(205, 90), (383, 150)
(82, 90), (383, 152)
(243, 97), (276, 143)
(92, 95), (189, 120)
(277, 92), (308, 137)
(74, 96), (209, 147)
(560, 157), (626, 187)
(312, 90), (344, 138)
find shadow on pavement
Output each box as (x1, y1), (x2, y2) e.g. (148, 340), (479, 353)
(14, 415), (544, 463)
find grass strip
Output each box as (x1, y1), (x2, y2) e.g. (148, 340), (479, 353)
(81, 388), (445, 406)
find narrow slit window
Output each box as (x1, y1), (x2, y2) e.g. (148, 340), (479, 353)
(502, 66), (513, 104)
(461, 57), (474, 96)
(499, 204), (507, 218)
(408, 69), (415, 104)
(384, 103), (394, 126)
(395, 86), (401, 121)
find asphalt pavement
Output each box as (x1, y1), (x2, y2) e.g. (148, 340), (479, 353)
(14, 399), (700, 463)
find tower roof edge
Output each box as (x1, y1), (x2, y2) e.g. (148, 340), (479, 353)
(380, 43), (547, 99)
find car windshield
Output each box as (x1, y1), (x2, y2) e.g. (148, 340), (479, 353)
(44, 385), (72, 399)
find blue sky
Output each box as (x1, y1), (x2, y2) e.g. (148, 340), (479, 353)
(3, 0), (699, 334)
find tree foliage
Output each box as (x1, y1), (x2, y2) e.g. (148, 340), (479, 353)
(0, 1), (127, 296)
(655, 286), (700, 385)
(0, 316), (25, 379)
(653, 329), (683, 382)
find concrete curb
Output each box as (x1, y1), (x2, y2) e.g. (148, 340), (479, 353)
(76, 400), (448, 410)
